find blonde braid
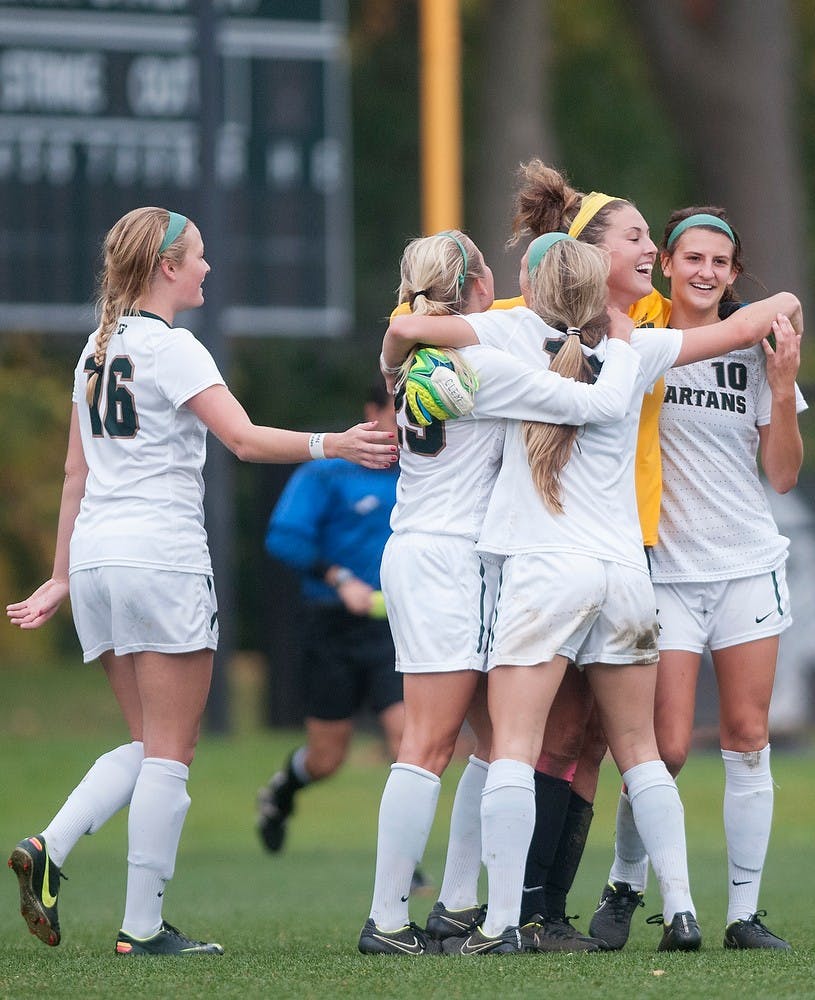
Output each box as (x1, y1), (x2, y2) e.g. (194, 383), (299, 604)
(85, 298), (119, 404)
(84, 206), (189, 405)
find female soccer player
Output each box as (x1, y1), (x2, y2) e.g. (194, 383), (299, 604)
(590, 208), (805, 952)
(358, 229), (641, 955)
(383, 229), (801, 954)
(507, 163), (669, 950)
(7, 207), (396, 956)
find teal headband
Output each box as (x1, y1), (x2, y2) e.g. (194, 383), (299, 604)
(159, 211), (188, 253)
(527, 232), (573, 274)
(666, 213), (735, 250)
(441, 231), (468, 289)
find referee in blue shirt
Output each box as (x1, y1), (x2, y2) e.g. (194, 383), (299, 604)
(256, 383), (407, 856)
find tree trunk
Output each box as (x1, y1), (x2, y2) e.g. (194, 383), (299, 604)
(472, 0), (559, 296)
(629, 0), (809, 309)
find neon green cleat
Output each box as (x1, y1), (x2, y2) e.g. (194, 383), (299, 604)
(8, 835), (63, 947)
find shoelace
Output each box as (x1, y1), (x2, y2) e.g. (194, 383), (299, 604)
(465, 905), (488, 934)
(603, 887), (644, 921)
(610, 884), (644, 903)
(161, 921), (205, 946)
(742, 910), (777, 934)
(407, 921), (430, 947)
(543, 917), (584, 938)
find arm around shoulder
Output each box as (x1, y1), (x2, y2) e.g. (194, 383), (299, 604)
(381, 314), (478, 370)
(675, 292), (803, 367)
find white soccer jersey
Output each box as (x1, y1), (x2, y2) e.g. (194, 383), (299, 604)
(473, 320), (683, 572)
(650, 347), (808, 582)
(69, 313), (225, 574)
(390, 329), (640, 539)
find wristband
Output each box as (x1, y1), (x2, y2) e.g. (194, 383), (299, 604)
(379, 352), (403, 376)
(308, 432), (326, 460)
(331, 567), (354, 587)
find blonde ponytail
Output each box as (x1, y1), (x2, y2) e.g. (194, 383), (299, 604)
(395, 229), (484, 394)
(522, 239), (610, 512)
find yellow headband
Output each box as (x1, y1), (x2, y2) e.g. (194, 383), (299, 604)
(568, 192), (618, 239)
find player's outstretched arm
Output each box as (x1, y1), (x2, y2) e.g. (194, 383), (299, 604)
(675, 292), (802, 366)
(186, 385), (397, 469)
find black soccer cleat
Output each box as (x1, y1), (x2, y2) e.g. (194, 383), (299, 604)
(425, 902), (487, 941)
(647, 910), (702, 952)
(358, 918), (430, 955)
(115, 920), (224, 955)
(256, 770), (294, 853)
(8, 835), (63, 947)
(588, 880), (645, 950)
(521, 914), (604, 952)
(441, 924), (522, 956)
(724, 911), (791, 950)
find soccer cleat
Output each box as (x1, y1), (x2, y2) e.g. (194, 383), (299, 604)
(8, 835), (63, 947)
(588, 880), (645, 950)
(441, 924), (522, 956)
(647, 910), (702, 952)
(521, 914), (604, 953)
(115, 921), (224, 956)
(358, 918), (430, 955)
(256, 770), (294, 853)
(723, 911), (791, 950)
(425, 902), (487, 941)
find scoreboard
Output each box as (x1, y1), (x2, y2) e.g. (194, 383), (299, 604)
(0, 0), (352, 337)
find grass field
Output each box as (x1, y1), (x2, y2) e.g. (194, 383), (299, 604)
(1, 660), (814, 999)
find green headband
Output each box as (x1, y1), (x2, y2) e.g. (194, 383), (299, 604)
(159, 211), (188, 253)
(527, 232), (573, 274)
(441, 231), (468, 289)
(666, 213), (735, 250)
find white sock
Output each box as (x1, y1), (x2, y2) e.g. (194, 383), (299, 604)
(608, 789), (649, 892)
(722, 744), (773, 924)
(480, 758), (535, 937)
(122, 757), (190, 939)
(290, 745), (313, 785)
(369, 763), (441, 931)
(436, 755), (488, 910)
(622, 760), (694, 922)
(42, 742), (145, 867)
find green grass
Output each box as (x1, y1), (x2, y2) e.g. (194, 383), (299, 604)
(1, 661), (814, 999)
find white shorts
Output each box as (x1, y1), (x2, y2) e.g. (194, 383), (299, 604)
(70, 567), (219, 663)
(381, 532), (499, 673)
(488, 553), (659, 669)
(654, 566), (792, 653)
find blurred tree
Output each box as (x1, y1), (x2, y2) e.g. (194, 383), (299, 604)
(471, 0), (558, 294)
(626, 0), (811, 314)
(0, 338), (79, 662)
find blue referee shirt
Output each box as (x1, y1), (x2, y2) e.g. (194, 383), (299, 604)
(264, 459), (399, 605)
